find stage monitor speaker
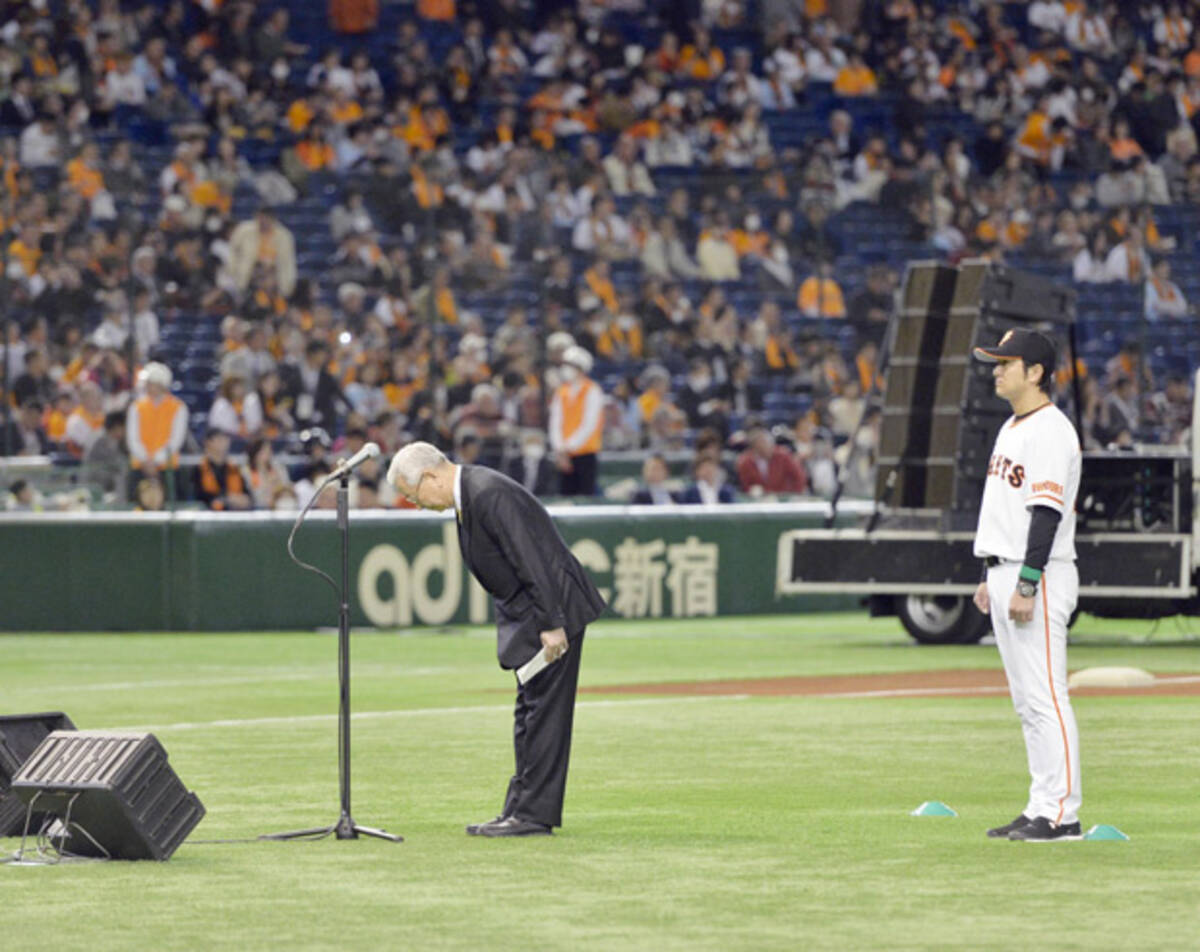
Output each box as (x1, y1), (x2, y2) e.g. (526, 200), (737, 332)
(0, 712), (76, 836)
(876, 262), (1076, 512)
(11, 731), (205, 860)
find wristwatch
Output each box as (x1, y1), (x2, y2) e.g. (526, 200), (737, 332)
(1016, 579), (1037, 598)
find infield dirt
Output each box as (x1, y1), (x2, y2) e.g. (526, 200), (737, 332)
(587, 668), (1200, 698)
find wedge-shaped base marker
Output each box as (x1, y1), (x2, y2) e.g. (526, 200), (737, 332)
(910, 801), (958, 817)
(1083, 824), (1129, 841)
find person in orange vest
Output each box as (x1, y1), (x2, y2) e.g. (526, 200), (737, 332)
(126, 362), (188, 499)
(549, 346), (603, 497)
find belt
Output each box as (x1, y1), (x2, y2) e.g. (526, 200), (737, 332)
(984, 556), (1009, 568)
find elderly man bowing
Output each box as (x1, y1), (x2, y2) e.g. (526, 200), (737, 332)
(387, 442), (606, 836)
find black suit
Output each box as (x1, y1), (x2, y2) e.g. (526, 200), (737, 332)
(455, 464), (606, 827)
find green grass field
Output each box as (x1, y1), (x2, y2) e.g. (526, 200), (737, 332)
(3, 614), (1199, 951)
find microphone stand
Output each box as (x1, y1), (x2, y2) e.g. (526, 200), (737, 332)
(261, 470), (403, 843)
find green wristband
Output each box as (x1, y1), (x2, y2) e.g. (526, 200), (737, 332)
(1018, 565), (1043, 583)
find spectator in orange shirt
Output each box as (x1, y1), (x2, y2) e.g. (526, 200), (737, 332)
(1109, 118), (1145, 162)
(1186, 33), (1200, 76)
(417, 0), (455, 20)
(833, 53), (879, 97)
(66, 142), (106, 200)
(679, 25), (726, 81)
(798, 261), (847, 318)
(329, 0), (378, 34)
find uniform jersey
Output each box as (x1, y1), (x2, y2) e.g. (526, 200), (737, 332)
(973, 402), (1081, 562)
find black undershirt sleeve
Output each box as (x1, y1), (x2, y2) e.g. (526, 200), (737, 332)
(1022, 504), (1063, 573)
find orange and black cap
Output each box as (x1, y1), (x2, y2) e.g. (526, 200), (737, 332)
(973, 328), (1057, 378)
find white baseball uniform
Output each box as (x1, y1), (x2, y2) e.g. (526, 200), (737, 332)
(974, 402), (1082, 826)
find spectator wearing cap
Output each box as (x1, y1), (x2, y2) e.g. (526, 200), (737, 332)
(549, 345), (603, 496)
(126, 362), (188, 493)
(194, 429), (253, 511)
(737, 423), (808, 496)
(229, 206), (297, 298)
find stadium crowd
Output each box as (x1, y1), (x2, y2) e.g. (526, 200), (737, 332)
(0, 0), (1197, 512)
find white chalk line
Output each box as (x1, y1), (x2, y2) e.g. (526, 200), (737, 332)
(111, 694), (753, 733)
(6, 668), (456, 695)
(816, 673), (1200, 700)
(57, 674), (1200, 733)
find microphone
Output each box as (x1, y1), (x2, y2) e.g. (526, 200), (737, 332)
(329, 442), (381, 480)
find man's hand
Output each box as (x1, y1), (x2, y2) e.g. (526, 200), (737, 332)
(973, 582), (989, 615)
(540, 627), (568, 662)
(1008, 590), (1035, 624)
(555, 451), (573, 473)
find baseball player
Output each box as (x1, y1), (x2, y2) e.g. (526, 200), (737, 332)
(971, 329), (1083, 842)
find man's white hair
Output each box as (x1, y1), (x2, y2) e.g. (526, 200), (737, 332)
(387, 441), (448, 489)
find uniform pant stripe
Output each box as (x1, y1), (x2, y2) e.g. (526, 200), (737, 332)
(1042, 580), (1072, 825)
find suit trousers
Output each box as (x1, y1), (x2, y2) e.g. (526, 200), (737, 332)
(559, 453), (597, 496)
(502, 629), (585, 828)
(988, 560), (1081, 825)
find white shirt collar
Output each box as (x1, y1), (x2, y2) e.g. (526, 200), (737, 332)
(452, 464), (463, 517)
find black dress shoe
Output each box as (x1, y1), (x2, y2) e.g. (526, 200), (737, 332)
(986, 814), (1031, 839)
(466, 815), (506, 836)
(476, 815), (552, 837)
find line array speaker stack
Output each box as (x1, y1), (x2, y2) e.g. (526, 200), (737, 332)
(11, 731), (205, 860)
(877, 261), (1075, 517)
(0, 712), (76, 835)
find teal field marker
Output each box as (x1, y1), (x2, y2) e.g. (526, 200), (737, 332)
(1084, 824), (1130, 841)
(910, 801), (958, 817)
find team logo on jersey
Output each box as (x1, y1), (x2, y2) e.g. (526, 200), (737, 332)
(987, 452), (1025, 488)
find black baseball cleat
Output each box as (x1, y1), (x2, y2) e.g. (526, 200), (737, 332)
(1008, 817), (1082, 841)
(986, 814), (1031, 838)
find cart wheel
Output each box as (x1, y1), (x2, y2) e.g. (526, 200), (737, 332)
(897, 595), (991, 645)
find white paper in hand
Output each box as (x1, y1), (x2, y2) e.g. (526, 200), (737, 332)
(516, 644), (566, 686)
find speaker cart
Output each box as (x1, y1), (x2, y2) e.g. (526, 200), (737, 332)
(778, 262), (1200, 643)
